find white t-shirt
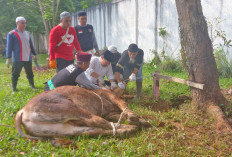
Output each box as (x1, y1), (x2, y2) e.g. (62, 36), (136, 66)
(85, 57), (115, 84)
(18, 30), (31, 61)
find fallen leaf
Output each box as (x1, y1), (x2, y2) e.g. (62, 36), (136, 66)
(51, 138), (76, 148)
(20, 152), (25, 155)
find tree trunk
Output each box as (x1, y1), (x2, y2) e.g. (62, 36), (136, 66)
(37, 0), (50, 47)
(175, 0), (231, 132)
(53, 0), (60, 27)
(0, 33), (6, 49)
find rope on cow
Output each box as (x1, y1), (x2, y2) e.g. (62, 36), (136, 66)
(115, 107), (128, 128)
(91, 91), (104, 116)
(110, 122), (116, 136)
(110, 107), (128, 136)
(91, 91), (128, 136)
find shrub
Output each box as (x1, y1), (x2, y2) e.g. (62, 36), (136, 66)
(160, 57), (182, 72)
(214, 47), (232, 78)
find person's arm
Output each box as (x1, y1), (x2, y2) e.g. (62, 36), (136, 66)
(106, 64), (115, 82)
(92, 29), (99, 51)
(75, 72), (102, 89)
(134, 50), (144, 70)
(86, 58), (99, 78)
(115, 52), (127, 82)
(49, 28), (57, 60)
(6, 32), (13, 59)
(29, 37), (36, 56)
(132, 68), (139, 75)
(73, 28), (82, 53)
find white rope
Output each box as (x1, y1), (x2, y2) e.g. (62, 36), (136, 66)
(91, 91), (128, 136)
(115, 107), (128, 128)
(91, 91), (104, 116)
(110, 122), (116, 136)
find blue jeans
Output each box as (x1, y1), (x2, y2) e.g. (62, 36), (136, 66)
(122, 62), (143, 82)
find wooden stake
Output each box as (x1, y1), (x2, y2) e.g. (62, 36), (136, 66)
(153, 71), (160, 99)
(153, 72), (204, 90)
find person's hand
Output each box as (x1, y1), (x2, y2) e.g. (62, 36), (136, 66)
(49, 60), (57, 69)
(111, 82), (117, 89)
(118, 82), (125, 89)
(98, 77), (105, 85)
(129, 73), (136, 81)
(95, 50), (100, 56)
(33, 55), (37, 61)
(6, 58), (12, 68)
(91, 72), (99, 79)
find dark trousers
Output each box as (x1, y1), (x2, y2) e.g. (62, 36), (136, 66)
(44, 83), (50, 91)
(56, 58), (74, 73)
(12, 61), (34, 90)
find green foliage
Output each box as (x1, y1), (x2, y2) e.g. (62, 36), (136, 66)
(160, 57), (182, 72)
(0, 0), (75, 35)
(158, 27), (168, 38)
(0, 0), (44, 34)
(79, 0), (112, 9)
(150, 49), (182, 72)
(149, 50), (161, 67)
(214, 47), (232, 78)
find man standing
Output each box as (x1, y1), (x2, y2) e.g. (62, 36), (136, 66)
(44, 53), (102, 91)
(75, 11), (99, 55)
(108, 45), (121, 73)
(6, 16), (37, 93)
(85, 50), (117, 89)
(49, 11), (82, 72)
(115, 44), (144, 99)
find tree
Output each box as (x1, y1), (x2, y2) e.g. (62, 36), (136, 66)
(77, 0), (111, 9)
(175, 0), (231, 132)
(28, 0), (75, 45)
(0, 0), (45, 49)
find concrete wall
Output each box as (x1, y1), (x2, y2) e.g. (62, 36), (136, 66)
(31, 33), (48, 53)
(71, 0), (232, 62)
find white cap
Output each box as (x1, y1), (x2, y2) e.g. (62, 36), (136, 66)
(60, 11), (71, 19)
(16, 16), (26, 23)
(108, 45), (117, 53)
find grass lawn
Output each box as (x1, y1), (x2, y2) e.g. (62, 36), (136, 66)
(0, 54), (232, 156)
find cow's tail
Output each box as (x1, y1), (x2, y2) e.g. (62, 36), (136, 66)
(15, 110), (40, 140)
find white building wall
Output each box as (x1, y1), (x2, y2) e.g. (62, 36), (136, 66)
(69, 0), (232, 62)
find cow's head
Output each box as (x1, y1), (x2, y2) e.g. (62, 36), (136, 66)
(112, 87), (125, 98)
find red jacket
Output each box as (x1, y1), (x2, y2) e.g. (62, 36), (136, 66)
(49, 25), (82, 60)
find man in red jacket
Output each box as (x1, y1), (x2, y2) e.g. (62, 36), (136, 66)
(49, 11), (82, 72)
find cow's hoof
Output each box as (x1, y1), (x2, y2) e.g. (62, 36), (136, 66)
(116, 124), (138, 137)
(127, 113), (139, 123)
(139, 119), (152, 128)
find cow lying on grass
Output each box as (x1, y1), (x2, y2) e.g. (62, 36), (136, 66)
(15, 86), (151, 139)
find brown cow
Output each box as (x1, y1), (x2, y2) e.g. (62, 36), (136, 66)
(15, 86), (151, 139)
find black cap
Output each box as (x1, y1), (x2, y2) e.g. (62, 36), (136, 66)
(101, 50), (114, 63)
(78, 11), (87, 17)
(128, 43), (139, 53)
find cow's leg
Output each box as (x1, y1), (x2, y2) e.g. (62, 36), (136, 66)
(99, 92), (140, 123)
(99, 92), (152, 128)
(23, 119), (137, 137)
(24, 117), (137, 137)
(104, 113), (124, 122)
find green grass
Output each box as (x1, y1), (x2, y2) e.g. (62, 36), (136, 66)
(0, 54), (232, 156)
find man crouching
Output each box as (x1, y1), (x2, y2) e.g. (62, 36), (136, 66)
(44, 53), (102, 91)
